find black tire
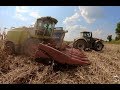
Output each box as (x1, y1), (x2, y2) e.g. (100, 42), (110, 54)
(4, 41), (15, 55)
(94, 41), (104, 51)
(75, 39), (87, 50)
(73, 41), (78, 49)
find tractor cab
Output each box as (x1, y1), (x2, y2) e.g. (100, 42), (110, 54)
(80, 31), (92, 39)
(34, 16), (58, 38)
(80, 31), (93, 44)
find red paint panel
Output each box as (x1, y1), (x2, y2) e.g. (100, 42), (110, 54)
(35, 50), (49, 59)
(36, 43), (90, 65)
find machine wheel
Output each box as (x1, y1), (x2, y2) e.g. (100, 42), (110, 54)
(75, 39), (87, 50)
(4, 41), (15, 55)
(23, 38), (40, 57)
(73, 41), (78, 49)
(94, 41), (104, 51)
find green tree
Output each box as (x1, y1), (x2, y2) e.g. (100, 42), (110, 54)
(116, 22), (120, 33)
(115, 22), (120, 40)
(107, 35), (112, 42)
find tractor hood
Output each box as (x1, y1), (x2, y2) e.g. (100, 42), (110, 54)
(94, 38), (104, 41)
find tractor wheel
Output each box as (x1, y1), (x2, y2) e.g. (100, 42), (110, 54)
(75, 40), (87, 50)
(23, 38), (40, 57)
(73, 41), (78, 49)
(94, 41), (104, 51)
(4, 41), (15, 55)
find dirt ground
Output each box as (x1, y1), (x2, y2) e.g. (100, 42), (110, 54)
(0, 43), (120, 84)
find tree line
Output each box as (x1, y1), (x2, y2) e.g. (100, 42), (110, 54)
(107, 22), (120, 42)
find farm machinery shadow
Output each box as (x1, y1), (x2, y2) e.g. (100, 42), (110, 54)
(34, 57), (90, 72)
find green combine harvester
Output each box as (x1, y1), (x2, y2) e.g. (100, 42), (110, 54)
(1, 16), (90, 66)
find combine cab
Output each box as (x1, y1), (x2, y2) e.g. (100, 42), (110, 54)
(4, 16), (90, 66)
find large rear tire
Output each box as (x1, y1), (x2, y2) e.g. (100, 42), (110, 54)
(75, 39), (87, 50)
(73, 41), (78, 49)
(94, 41), (104, 51)
(4, 41), (15, 55)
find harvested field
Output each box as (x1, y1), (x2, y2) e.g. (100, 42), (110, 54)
(0, 44), (120, 84)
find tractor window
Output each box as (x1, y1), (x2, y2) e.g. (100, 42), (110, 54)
(53, 32), (63, 43)
(38, 22), (42, 27)
(87, 33), (91, 37)
(42, 23), (55, 36)
(83, 33), (91, 37)
(35, 20), (55, 36)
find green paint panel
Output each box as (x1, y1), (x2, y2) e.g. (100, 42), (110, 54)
(6, 28), (30, 45)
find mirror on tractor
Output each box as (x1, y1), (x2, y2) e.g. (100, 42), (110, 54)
(80, 31), (92, 38)
(34, 16), (58, 38)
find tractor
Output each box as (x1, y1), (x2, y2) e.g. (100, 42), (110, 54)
(3, 16), (90, 65)
(73, 31), (104, 51)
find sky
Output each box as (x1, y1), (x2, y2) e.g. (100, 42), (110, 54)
(0, 6), (120, 41)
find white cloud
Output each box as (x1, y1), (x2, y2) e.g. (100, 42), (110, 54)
(31, 21), (35, 25)
(64, 27), (104, 41)
(63, 12), (80, 25)
(29, 11), (41, 18)
(15, 13), (28, 21)
(63, 6), (105, 41)
(64, 25), (87, 41)
(63, 8), (87, 41)
(63, 6), (104, 25)
(80, 8), (95, 23)
(92, 29), (103, 38)
(16, 6), (29, 13)
(74, 9), (77, 12)
(15, 6), (29, 21)
(15, 6), (41, 21)
(79, 6), (104, 23)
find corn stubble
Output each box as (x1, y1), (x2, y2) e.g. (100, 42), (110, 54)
(0, 44), (120, 84)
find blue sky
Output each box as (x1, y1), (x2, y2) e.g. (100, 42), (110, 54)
(0, 6), (120, 41)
